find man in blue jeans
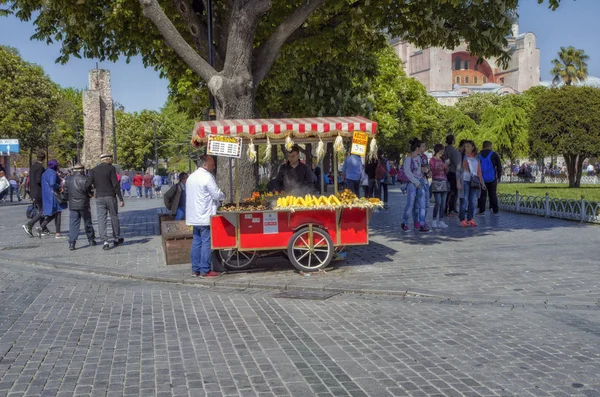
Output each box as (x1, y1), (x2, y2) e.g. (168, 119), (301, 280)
(164, 172), (188, 220)
(186, 155), (224, 278)
(341, 152), (363, 196)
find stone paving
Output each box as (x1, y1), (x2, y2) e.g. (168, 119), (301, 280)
(1, 186), (600, 397)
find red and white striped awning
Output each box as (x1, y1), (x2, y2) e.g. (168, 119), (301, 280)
(192, 116), (377, 142)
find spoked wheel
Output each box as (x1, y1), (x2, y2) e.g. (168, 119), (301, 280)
(287, 226), (334, 272)
(218, 249), (257, 271)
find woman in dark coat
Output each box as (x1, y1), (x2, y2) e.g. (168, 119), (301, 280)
(37, 160), (65, 238)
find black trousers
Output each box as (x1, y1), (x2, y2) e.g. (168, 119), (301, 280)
(69, 209), (95, 243)
(445, 172), (458, 213)
(26, 199), (44, 228)
(478, 179), (499, 214)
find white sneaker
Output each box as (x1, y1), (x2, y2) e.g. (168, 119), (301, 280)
(438, 221), (448, 228)
(431, 220), (438, 228)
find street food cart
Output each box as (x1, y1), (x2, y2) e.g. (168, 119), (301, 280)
(191, 116), (380, 272)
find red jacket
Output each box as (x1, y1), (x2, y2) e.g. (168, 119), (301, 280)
(143, 174), (153, 188)
(133, 175), (144, 187)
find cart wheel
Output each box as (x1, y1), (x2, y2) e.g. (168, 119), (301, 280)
(287, 227), (334, 272)
(218, 249), (257, 271)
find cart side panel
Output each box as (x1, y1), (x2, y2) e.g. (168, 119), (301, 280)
(289, 210), (338, 242)
(340, 208), (368, 245)
(238, 212), (289, 250)
(211, 215), (237, 249)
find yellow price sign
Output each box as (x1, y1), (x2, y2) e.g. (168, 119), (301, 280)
(351, 131), (368, 156)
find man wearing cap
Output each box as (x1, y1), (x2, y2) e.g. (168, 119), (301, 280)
(64, 163), (96, 250)
(87, 153), (124, 250)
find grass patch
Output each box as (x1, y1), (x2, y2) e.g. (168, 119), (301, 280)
(497, 183), (600, 203)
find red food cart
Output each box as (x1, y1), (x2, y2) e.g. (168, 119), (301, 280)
(191, 116), (379, 272)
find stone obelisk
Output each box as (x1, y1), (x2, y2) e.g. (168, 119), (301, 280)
(82, 69), (114, 169)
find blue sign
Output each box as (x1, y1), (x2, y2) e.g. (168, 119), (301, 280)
(0, 139), (20, 155)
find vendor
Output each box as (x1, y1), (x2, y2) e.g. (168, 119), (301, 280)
(274, 145), (313, 193)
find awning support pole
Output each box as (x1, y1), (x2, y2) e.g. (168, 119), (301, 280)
(333, 151), (339, 196)
(235, 158), (240, 210)
(320, 159), (325, 194)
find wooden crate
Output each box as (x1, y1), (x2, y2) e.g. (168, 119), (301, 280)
(158, 212), (174, 231)
(161, 220), (192, 265)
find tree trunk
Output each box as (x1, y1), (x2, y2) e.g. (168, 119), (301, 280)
(269, 145), (278, 179)
(564, 153), (584, 188)
(305, 143), (313, 171)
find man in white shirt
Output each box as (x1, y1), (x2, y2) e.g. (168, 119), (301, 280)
(186, 155), (225, 277)
(587, 163), (595, 176)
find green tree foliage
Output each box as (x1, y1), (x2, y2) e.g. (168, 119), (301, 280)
(49, 87), (83, 166)
(550, 46), (589, 86)
(455, 93), (502, 124)
(479, 96), (531, 162)
(115, 100), (195, 172)
(0, 45), (58, 160)
(529, 86), (600, 187)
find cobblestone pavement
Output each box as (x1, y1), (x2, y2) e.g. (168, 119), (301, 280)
(1, 186), (599, 307)
(0, 260), (599, 397)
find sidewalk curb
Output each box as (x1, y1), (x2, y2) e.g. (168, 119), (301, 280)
(0, 251), (439, 298)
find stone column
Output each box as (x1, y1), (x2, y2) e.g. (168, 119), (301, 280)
(82, 69), (114, 169)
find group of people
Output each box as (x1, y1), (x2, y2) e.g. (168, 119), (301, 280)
(120, 171), (164, 199)
(22, 152), (124, 251)
(341, 148), (391, 210)
(400, 134), (502, 232)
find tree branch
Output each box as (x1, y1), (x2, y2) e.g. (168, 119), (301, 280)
(252, 0), (327, 85)
(139, 0), (217, 84)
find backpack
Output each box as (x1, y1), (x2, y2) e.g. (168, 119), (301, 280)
(479, 151), (496, 183)
(397, 157), (416, 183)
(376, 160), (388, 181)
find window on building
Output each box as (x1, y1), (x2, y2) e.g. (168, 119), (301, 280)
(474, 76), (478, 84)
(464, 60), (469, 70)
(474, 64), (478, 71)
(455, 76), (461, 84)
(465, 76), (470, 84)
(483, 76), (487, 83)
(500, 77), (505, 84)
(454, 57), (461, 71)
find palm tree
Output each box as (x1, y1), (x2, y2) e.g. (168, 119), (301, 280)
(551, 46), (589, 86)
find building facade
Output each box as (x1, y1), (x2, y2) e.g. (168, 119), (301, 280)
(82, 69), (114, 169)
(390, 22), (540, 105)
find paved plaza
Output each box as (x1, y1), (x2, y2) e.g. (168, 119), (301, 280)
(0, 186), (599, 396)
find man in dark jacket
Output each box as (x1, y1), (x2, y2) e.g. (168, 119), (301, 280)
(274, 145), (312, 193)
(164, 172), (188, 220)
(478, 141), (503, 215)
(22, 152), (46, 237)
(64, 163), (96, 250)
(87, 153), (124, 251)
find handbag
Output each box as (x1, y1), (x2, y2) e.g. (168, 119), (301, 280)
(464, 156), (481, 189)
(53, 190), (68, 205)
(26, 204), (39, 219)
(430, 179), (449, 193)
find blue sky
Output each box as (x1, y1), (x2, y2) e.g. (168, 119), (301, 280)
(1, 0), (599, 113)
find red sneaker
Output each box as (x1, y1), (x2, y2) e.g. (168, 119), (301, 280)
(201, 271), (222, 278)
(467, 219), (478, 227)
(460, 220), (468, 227)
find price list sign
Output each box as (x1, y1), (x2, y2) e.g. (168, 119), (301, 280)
(207, 135), (242, 158)
(350, 131), (368, 156)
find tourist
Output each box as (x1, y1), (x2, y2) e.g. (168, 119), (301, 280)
(444, 134), (462, 216)
(64, 163), (96, 250)
(23, 152), (46, 237)
(0, 169), (8, 202)
(120, 173), (132, 198)
(186, 155), (224, 278)
(153, 173), (163, 198)
(143, 171), (153, 198)
(341, 151), (363, 196)
(133, 171), (143, 198)
(477, 141), (502, 216)
(389, 164), (398, 185)
(21, 172), (29, 200)
(8, 173), (21, 202)
(365, 157), (379, 199)
(401, 138), (428, 232)
(412, 141), (430, 227)
(88, 153), (124, 250)
(36, 160), (64, 238)
(459, 141), (486, 227)
(377, 149), (390, 210)
(429, 144), (449, 229)
(587, 163), (595, 176)
(360, 169), (369, 198)
(164, 172), (188, 221)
